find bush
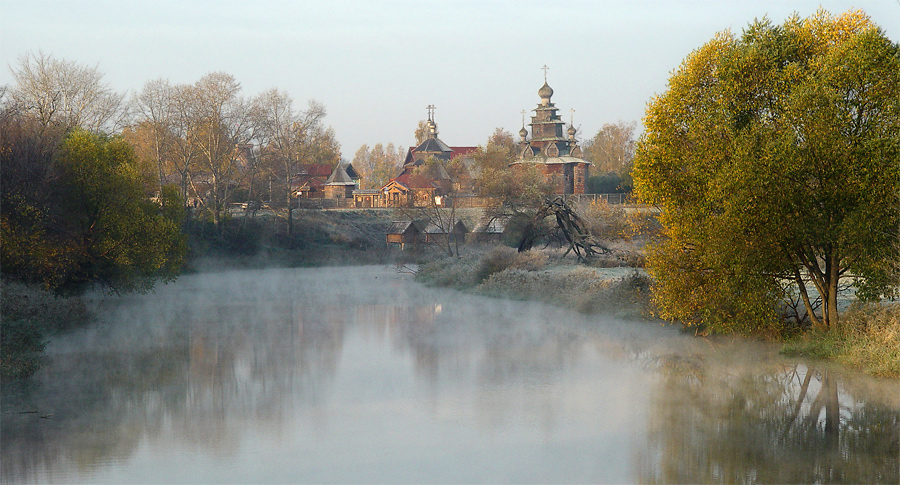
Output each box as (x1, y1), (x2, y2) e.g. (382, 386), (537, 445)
(474, 246), (547, 284)
(477, 266), (652, 318)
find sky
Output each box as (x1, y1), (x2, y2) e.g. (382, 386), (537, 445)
(2, 0), (898, 158)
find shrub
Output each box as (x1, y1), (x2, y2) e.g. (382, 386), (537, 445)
(474, 246), (546, 284)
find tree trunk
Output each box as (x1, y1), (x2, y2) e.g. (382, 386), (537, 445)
(825, 252), (840, 328)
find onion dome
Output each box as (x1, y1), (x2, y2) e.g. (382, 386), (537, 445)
(519, 126), (528, 139)
(538, 81), (553, 101)
(567, 125), (576, 136)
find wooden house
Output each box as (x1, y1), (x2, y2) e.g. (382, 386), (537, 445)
(386, 221), (421, 250)
(324, 163), (360, 199)
(292, 164), (334, 199)
(472, 216), (508, 243)
(423, 220), (468, 245)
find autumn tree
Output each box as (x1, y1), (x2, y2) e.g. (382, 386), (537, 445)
(583, 120), (637, 193)
(252, 90), (330, 236)
(414, 120), (428, 144)
(1, 129), (186, 294)
(352, 142), (404, 189)
(633, 10), (900, 333)
(127, 78), (178, 193)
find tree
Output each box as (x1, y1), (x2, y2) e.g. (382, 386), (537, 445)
(633, 9), (900, 333)
(414, 120), (428, 144)
(583, 121), (637, 193)
(6, 51), (126, 133)
(191, 72), (253, 228)
(352, 142), (404, 189)
(1, 129), (186, 294)
(127, 78), (178, 193)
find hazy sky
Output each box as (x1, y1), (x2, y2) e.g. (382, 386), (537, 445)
(2, 1), (898, 158)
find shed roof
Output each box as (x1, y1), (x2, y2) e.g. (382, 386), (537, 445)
(388, 221), (419, 235)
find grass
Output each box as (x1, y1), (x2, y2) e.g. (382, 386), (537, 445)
(416, 246), (654, 318)
(782, 302), (900, 378)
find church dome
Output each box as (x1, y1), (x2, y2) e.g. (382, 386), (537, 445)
(519, 126), (528, 139)
(567, 125), (576, 136)
(538, 81), (553, 100)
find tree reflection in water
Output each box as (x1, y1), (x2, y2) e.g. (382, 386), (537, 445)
(638, 352), (899, 484)
(2, 267), (898, 483)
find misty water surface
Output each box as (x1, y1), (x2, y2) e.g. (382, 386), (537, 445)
(2, 266), (898, 483)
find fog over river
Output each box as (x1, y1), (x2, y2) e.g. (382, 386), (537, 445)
(2, 266), (898, 483)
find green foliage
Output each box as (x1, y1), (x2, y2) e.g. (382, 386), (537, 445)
(633, 10), (900, 334)
(1, 129), (187, 294)
(586, 172), (631, 194)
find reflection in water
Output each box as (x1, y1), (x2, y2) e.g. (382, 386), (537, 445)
(639, 351), (899, 483)
(2, 266), (898, 483)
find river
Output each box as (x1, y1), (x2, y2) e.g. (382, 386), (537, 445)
(2, 266), (898, 483)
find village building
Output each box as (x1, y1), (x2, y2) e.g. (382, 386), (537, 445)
(386, 220), (421, 250)
(291, 164), (334, 199)
(323, 162), (360, 199)
(511, 71), (591, 194)
(377, 106), (477, 208)
(422, 220), (468, 246)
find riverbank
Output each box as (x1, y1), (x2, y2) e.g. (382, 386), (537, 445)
(783, 303), (900, 378)
(415, 247), (900, 378)
(415, 246), (655, 320)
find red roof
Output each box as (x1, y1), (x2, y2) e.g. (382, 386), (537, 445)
(451, 146), (478, 158)
(393, 172), (437, 189)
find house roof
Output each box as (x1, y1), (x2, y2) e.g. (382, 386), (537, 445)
(510, 155), (592, 166)
(423, 220), (468, 234)
(392, 172), (438, 190)
(451, 146), (478, 158)
(475, 216), (508, 234)
(415, 137), (452, 154)
(325, 163), (356, 185)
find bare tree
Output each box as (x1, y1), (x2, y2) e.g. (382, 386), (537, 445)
(252, 90), (327, 237)
(191, 72), (253, 228)
(168, 83), (202, 208)
(7, 51), (126, 133)
(128, 78), (177, 193)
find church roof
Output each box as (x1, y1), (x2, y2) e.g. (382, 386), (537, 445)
(415, 137), (452, 153)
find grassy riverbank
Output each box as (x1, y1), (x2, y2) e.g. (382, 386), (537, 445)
(783, 303), (900, 378)
(415, 246), (654, 320)
(415, 247), (900, 378)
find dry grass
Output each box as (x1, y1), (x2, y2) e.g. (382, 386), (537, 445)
(416, 247), (653, 318)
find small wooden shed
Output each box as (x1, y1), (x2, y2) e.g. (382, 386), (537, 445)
(386, 221), (421, 250)
(423, 220), (468, 245)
